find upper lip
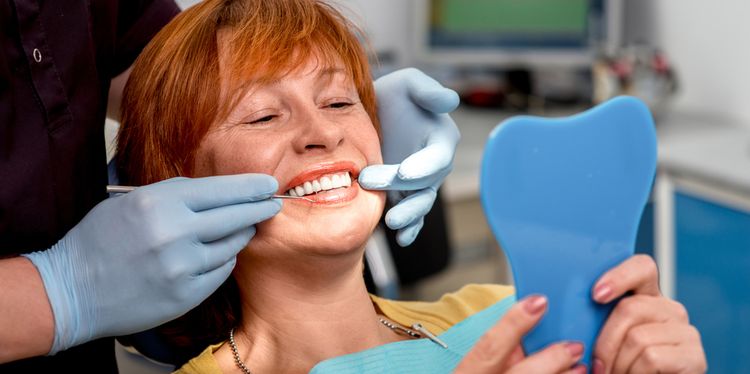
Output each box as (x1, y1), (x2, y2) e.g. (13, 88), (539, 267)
(282, 161), (360, 192)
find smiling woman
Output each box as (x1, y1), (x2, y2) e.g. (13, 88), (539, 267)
(115, 1), (705, 374)
(116, 0), (510, 372)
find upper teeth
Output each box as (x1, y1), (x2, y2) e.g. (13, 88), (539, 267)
(287, 172), (352, 197)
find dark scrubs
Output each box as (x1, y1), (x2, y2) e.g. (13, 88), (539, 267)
(0, 0), (178, 371)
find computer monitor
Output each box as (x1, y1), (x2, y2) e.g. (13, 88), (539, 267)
(412, 0), (623, 69)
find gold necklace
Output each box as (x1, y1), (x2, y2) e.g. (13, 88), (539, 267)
(229, 327), (252, 374)
(228, 318), (447, 373)
(227, 322), (412, 374)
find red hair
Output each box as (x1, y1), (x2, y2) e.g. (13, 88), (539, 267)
(115, 0), (378, 361)
(117, 0), (378, 185)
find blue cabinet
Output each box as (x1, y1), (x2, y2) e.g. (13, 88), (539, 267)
(635, 200), (654, 257)
(674, 190), (750, 374)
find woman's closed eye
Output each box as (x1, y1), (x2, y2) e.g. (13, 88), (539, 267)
(328, 102), (352, 109)
(323, 98), (356, 110)
(248, 114), (276, 124)
(241, 110), (279, 125)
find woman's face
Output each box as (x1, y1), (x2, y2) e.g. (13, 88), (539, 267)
(193, 57), (385, 257)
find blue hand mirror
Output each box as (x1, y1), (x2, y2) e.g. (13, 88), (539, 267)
(480, 96), (657, 366)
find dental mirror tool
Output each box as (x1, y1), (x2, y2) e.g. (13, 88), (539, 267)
(106, 185), (314, 202)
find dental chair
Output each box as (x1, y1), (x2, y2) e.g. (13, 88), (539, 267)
(364, 190), (452, 299)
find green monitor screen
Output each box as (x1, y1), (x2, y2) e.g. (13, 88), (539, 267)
(416, 0), (615, 68)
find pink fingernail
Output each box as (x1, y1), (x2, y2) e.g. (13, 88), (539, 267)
(572, 364), (588, 374)
(565, 342), (584, 361)
(524, 295), (547, 315)
(594, 283), (612, 302)
(593, 358), (605, 374)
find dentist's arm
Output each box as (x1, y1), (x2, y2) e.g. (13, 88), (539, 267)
(359, 68), (461, 246)
(1, 174), (280, 362)
(0, 257), (55, 362)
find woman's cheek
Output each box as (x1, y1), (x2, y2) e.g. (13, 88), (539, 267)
(358, 129), (383, 163)
(223, 139), (286, 174)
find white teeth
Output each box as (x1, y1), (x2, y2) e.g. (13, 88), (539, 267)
(287, 172), (352, 197)
(331, 174), (342, 188)
(320, 176), (332, 190)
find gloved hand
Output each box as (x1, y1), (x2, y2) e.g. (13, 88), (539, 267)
(359, 68), (461, 246)
(23, 174), (281, 354)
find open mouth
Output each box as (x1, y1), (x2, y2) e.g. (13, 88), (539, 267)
(286, 171), (352, 197)
(283, 161), (360, 204)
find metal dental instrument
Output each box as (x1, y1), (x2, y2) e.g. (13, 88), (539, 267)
(106, 185), (314, 202)
(106, 185), (138, 194)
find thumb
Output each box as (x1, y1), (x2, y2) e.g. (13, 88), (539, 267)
(454, 295), (547, 374)
(405, 69), (460, 114)
(357, 164), (401, 190)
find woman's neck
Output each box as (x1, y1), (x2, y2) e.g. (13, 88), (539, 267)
(216, 250), (403, 373)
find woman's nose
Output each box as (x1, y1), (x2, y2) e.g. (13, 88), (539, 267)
(292, 110), (345, 153)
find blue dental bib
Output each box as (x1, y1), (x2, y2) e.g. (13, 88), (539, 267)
(480, 96), (657, 365)
(310, 295), (516, 373)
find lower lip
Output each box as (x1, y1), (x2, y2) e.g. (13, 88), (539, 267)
(293, 181), (360, 205)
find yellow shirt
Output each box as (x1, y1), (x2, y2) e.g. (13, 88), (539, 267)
(174, 283), (514, 374)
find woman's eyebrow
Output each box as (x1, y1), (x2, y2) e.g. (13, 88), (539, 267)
(317, 67), (346, 79)
(315, 67), (356, 92)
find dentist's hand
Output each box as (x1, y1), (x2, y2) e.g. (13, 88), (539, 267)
(455, 295), (586, 374)
(23, 174), (281, 354)
(359, 68), (461, 246)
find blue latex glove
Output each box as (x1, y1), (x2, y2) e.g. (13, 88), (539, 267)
(358, 68), (460, 246)
(23, 174), (281, 354)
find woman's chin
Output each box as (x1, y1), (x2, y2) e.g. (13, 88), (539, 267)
(253, 225), (373, 259)
(254, 190), (384, 257)
(287, 214), (378, 255)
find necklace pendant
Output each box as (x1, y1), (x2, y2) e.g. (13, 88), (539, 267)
(411, 323), (449, 349)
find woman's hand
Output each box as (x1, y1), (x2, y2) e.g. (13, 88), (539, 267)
(591, 255), (707, 373)
(455, 295), (586, 374)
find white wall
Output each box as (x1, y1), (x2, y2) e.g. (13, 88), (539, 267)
(175, 0), (199, 9)
(647, 0), (750, 125)
(338, 0), (413, 69)
(178, 1), (750, 126)
(347, 0), (750, 127)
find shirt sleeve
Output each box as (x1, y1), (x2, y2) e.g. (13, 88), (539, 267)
(112, 0), (181, 76)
